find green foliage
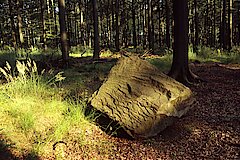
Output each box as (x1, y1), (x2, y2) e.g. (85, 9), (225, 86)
(190, 45), (240, 64)
(196, 46), (216, 58)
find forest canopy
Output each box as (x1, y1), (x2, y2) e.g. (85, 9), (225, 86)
(0, 0), (239, 54)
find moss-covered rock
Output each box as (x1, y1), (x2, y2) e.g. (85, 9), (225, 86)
(90, 56), (194, 138)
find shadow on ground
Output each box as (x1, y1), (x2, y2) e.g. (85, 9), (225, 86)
(84, 105), (134, 140)
(0, 135), (40, 160)
(0, 138), (17, 160)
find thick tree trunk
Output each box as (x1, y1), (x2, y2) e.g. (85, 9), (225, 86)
(168, 0), (199, 85)
(58, 0), (69, 61)
(92, 0), (100, 59)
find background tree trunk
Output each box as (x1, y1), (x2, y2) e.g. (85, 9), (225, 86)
(228, 0), (232, 51)
(148, 0), (153, 50)
(58, 0), (69, 61)
(40, 0), (47, 50)
(92, 0), (100, 59)
(8, 0), (17, 50)
(222, 0), (227, 49)
(17, 0), (24, 48)
(165, 0), (171, 49)
(132, 0), (137, 48)
(115, 0), (120, 52)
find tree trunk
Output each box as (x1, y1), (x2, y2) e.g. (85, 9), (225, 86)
(213, 0), (216, 47)
(228, 0), (232, 51)
(111, 0), (115, 48)
(58, 0), (69, 61)
(143, 2), (147, 49)
(194, 0), (199, 51)
(106, 0), (110, 48)
(148, 0), (153, 50)
(165, 0), (171, 49)
(92, 0), (100, 59)
(168, 0), (199, 85)
(17, 0), (24, 48)
(151, 1), (155, 50)
(8, 0), (17, 50)
(205, 0), (209, 46)
(238, 2), (240, 45)
(53, 0), (58, 47)
(115, 0), (120, 52)
(0, 24), (3, 48)
(158, 2), (162, 47)
(132, 0), (137, 48)
(40, 0), (47, 50)
(222, 0), (227, 49)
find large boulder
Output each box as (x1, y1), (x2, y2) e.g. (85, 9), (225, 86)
(89, 56), (194, 138)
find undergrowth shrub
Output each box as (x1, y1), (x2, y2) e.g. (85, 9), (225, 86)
(196, 46), (216, 58)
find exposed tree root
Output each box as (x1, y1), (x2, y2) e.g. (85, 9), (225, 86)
(168, 67), (205, 86)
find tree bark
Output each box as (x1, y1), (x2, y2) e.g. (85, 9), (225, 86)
(168, 0), (199, 85)
(92, 0), (100, 59)
(132, 0), (137, 48)
(238, 2), (240, 45)
(228, 0), (232, 51)
(17, 0), (24, 48)
(58, 0), (69, 61)
(165, 0), (171, 49)
(8, 0), (17, 50)
(40, 0), (47, 50)
(111, 0), (115, 48)
(115, 0), (120, 52)
(212, 0), (216, 46)
(148, 0), (153, 50)
(158, 2), (162, 47)
(222, 0), (227, 49)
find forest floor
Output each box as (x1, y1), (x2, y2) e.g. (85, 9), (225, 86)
(55, 59), (240, 159)
(0, 55), (240, 159)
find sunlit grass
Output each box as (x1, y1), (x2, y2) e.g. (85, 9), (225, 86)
(0, 60), (97, 158)
(70, 46), (93, 58)
(189, 45), (240, 64)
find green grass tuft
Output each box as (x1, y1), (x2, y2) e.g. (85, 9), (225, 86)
(0, 60), (96, 158)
